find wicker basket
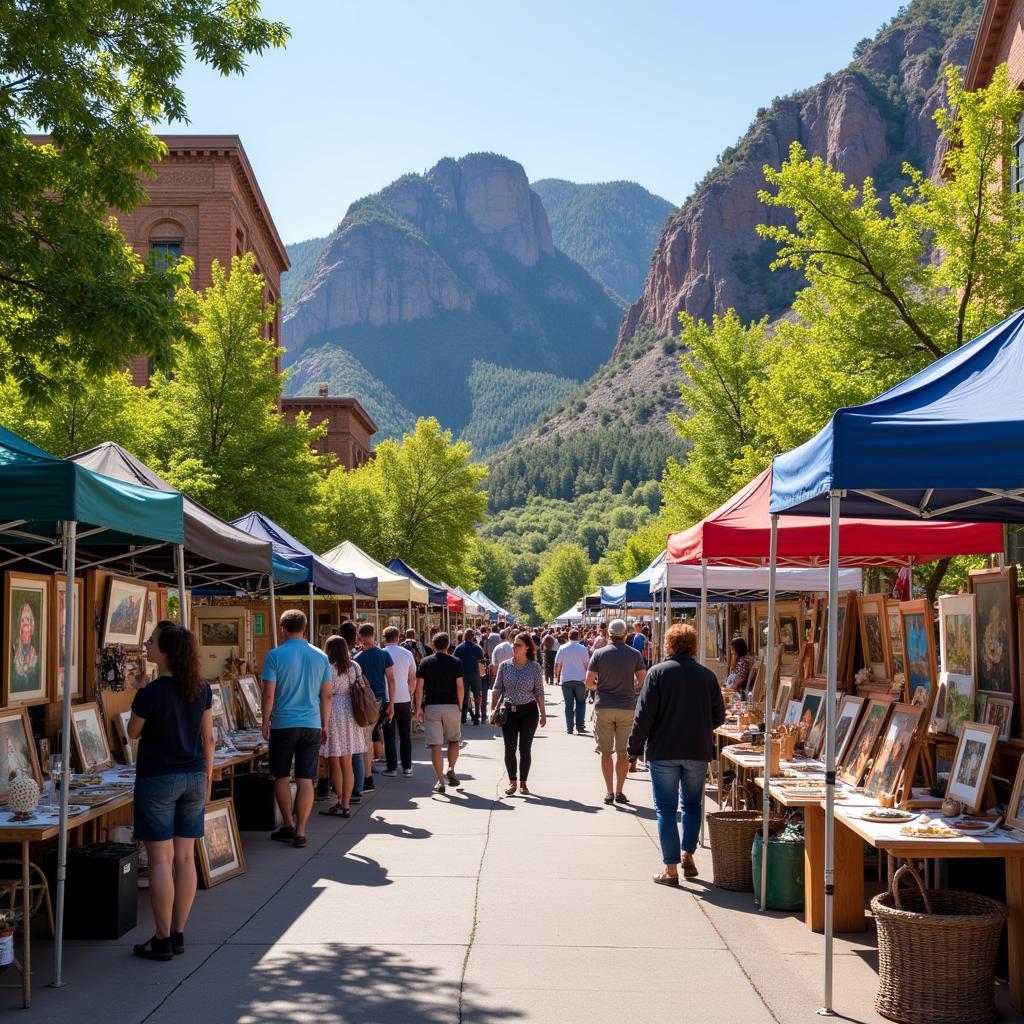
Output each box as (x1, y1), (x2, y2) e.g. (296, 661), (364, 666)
(871, 865), (1007, 1024)
(707, 811), (785, 891)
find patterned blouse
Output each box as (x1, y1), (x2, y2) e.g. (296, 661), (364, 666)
(494, 659), (544, 706)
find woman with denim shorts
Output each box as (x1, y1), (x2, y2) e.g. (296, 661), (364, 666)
(128, 620), (214, 961)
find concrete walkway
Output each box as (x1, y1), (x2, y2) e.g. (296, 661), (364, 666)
(10, 688), (1022, 1023)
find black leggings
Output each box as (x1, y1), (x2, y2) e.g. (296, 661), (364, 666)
(501, 701), (539, 782)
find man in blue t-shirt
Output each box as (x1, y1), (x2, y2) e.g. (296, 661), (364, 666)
(630, 622), (649, 662)
(453, 629), (487, 724)
(354, 623), (395, 771)
(260, 609), (332, 848)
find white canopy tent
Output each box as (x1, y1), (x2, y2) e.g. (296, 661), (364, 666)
(321, 540), (429, 604)
(553, 605), (583, 623)
(649, 561), (863, 596)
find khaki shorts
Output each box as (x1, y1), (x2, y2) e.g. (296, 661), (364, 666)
(424, 704), (461, 747)
(595, 707), (635, 755)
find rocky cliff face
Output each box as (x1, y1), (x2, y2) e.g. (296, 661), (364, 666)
(615, 10), (979, 354)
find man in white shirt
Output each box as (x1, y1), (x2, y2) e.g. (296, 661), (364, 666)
(490, 628), (514, 675)
(382, 626), (418, 777)
(555, 628), (592, 735)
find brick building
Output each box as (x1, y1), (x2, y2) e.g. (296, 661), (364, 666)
(281, 386), (376, 468)
(966, 1), (1024, 94)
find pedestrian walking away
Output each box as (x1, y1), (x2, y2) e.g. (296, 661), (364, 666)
(354, 623), (396, 778)
(554, 627), (590, 734)
(540, 629), (558, 685)
(491, 631), (546, 796)
(586, 617), (645, 805)
(128, 621), (214, 961)
(415, 632), (464, 793)
(383, 626), (417, 775)
(453, 628), (487, 724)
(260, 609), (333, 849)
(339, 620), (372, 799)
(628, 622), (724, 886)
(318, 634), (367, 817)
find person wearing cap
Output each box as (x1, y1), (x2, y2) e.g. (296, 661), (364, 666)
(585, 618), (646, 805)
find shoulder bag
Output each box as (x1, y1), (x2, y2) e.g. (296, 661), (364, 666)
(350, 670), (382, 728)
(492, 662), (509, 725)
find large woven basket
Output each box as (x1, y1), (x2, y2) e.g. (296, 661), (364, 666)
(707, 811), (785, 891)
(871, 865), (1007, 1024)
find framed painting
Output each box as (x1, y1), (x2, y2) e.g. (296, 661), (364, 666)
(0, 707), (42, 802)
(773, 679), (793, 722)
(946, 721), (999, 814)
(4, 571), (50, 705)
(192, 606), (246, 678)
(863, 702), (925, 800)
(838, 696), (892, 787)
(970, 567), (1017, 698)
(784, 700), (802, 725)
(143, 587), (159, 676)
(887, 604), (905, 681)
(162, 587), (191, 627)
(70, 702), (115, 772)
(101, 575), (148, 647)
(115, 710), (137, 765)
(236, 675), (263, 727)
(775, 600), (802, 656)
(1006, 757), (1024, 831)
(939, 593), (976, 737)
(52, 575), (83, 701)
(814, 592), (857, 680)
(797, 686), (827, 750)
(197, 799), (246, 888)
(980, 694), (1013, 742)
(834, 694), (866, 765)
(899, 599), (937, 699)
(929, 679), (948, 733)
(805, 693), (838, 760)
(857, 594), (892, 682)
(217, 681), (238, 732)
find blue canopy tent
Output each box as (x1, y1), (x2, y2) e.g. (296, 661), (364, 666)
(768, 309), (1021, 1016)
(387, 557), (448, 606)
(0, 426), (184, 1000)
(231, 512), (376, 637)
(469, 589), (517, 624)
(600, 552), (664, 608)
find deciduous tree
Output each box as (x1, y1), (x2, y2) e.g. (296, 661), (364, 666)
(532, 544), (591, 623)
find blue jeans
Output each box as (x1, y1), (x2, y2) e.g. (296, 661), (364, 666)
(561, 681), (587, 732)
(133, 771), (206, 842)
(649, 759), (707, 863)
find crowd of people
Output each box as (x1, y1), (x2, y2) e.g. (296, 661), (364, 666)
(126, 609), (719, 961)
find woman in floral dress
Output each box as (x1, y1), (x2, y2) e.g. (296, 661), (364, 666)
(319, 635), (367, 818)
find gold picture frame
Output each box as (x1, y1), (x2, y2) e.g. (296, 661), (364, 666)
(947, 720), (1000, 814)
(857, 594), (892, 682)
(4, 571), (50, 706)
(70, 702), (115, 772)
(197, 798), (246, 888)
(0, 706), (42, 802)
(838, 696), (893, 787)
(863, 702), (925, 800)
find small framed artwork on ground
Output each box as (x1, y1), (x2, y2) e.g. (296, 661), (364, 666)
(197, 799), (246, 888)
(1005, 758), (1024, 831)
(4, 571), (50, 705)
(900, 600), (937, 701)
(71, 702), (115, 772)
(863, 703), (925, 800)
(970, 567), (1018, 698)
(946, 721), (1000, 814)
(857, 594), (892, 682)
(236, 675), (262, 727)
(939, 593), (976, 737)
(838, 696), (892, 787)
(52, 575), (83, 701)
(834, 695), (866, 765)
(101, 576), (148, 647)
(981, 694), (1013, 742)
(0, 707), (42, 802)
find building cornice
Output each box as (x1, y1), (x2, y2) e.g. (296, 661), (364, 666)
(965, 0), (1013, 91)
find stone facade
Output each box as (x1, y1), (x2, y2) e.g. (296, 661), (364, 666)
(280, 391), (376, 469)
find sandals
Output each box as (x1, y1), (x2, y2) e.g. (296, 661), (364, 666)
(652, 871), (680, 888)
(519, 783), (530, 796)
(681, 855), (699, 878)
(505, 783), (518, 796)
(318, 803), (350, 817)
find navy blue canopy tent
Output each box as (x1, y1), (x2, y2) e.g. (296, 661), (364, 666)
(387, 556), (447, 606)
(768, 310), (1023, 1016)
(600, 552), (663, 607)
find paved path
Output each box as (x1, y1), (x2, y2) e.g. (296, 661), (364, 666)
(12, 688), (1020, 1023)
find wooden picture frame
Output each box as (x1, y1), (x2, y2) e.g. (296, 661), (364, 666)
(51, 575), (83, 701)
(0, 706), (42, 802)
(115, 710), (137, 765)
(834, 694), (866, 765)
(947, 721), (1000, 814)
(980, 694), (1013, 742)
(217, 680), (238, 732)
(191, 606), (247, 679)
(857, 594), (892, 682)
(899, 599), (938, 699)
(1005, 757), (1024, 831)
(101, 575), (148, 647)
(939, 593), (976, 737)
(236, 675), (262, 727)
(784, 700), (802, 725)
(773, 679), (793, 723)
(197, 798), (246, 888)
(970, 567), (1018, 699)
(838, 696), (893, 787)
(887, 603), (905, 682)
(4, 570), (50, 705)
(863, 702), (925, 800)
(70, 702), (115, 772)
(797, 686), (827, 751)
(814, 591), (857, 681)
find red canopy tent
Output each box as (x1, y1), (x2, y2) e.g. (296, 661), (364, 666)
(666, 467), (1003, 566)
(446, 590), (464, 613)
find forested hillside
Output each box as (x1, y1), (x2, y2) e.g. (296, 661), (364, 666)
(282, 235), (327, 312)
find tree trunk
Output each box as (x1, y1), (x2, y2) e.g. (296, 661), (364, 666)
(924, 558), (950, 606)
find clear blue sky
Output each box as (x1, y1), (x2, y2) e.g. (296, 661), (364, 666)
(166, 0), (905, 245)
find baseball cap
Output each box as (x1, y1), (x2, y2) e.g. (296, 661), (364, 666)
(608, 618), (628, 638)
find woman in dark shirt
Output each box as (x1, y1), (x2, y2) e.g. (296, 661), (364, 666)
(128, 621), (214, 961)
(490, 632), (546, 796)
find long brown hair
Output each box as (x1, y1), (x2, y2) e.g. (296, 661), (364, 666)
(155, 621), (204, 703)
(325, 634), (351, 674)
(515, 631), (537, 661)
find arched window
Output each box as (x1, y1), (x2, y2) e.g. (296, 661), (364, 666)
(1013, 107), (1024, 195)
(149, 223), (185, 271)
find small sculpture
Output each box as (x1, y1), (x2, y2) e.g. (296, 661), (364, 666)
(7, 772), (40, 821)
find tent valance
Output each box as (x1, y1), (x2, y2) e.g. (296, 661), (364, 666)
(650, 561), (862, 597)
(321, 541), (426, 603)
(670, 467), (1002, 566)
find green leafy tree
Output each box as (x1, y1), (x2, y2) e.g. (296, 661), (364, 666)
(147, 254), (324, 538)
(0, 1), (288, 396)
(510, 584), (537, 625)
(532, 543), (591, 622)
(466, 538), (513, 608)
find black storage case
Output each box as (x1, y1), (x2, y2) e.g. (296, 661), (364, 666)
(233, 772), (277, 831)
(65, 843), (139, 940)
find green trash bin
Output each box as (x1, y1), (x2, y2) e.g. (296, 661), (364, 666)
(751, 830), (804, 911)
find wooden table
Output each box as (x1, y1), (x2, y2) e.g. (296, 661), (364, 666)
(0, 789), (134, 1008)
(721, 747), (823, 810)
(713, 726), (744, 802)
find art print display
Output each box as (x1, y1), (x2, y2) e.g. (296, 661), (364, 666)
(192, 607), (246, 677)
(4, 571), (49, 705)
(857, 594), (891, 682)
(887, 606), (904, 679)
(53, 576), (83, 700)
(970, 568), (1017, 697)
(863, 703), (925, 800)
(70, 703), (114, 772)
(834, 695), (866, 765)
(979, 694), (1013, 742)
(0, 707), (41, 802)
(838, 697), (892, 787)
(197, 799), (245, 887)
(804, 693), (837, 759)
(1006, 758), (1024, 831)
(946, 721), (999, 814)
(236, 675), (262, 727)
(201, 619), (241, 648)
(101, 576), (148, 647)
(144, 588), (158, 677)
(900, 600), (937, 698)
(774, 600), (802, 657)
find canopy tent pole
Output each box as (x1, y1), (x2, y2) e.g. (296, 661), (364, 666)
(52, 520), (77, 989)
(821, 491), (842, 1016)
(760, 514), (779, 911)
(268, 577), (278, 649)
(352, 592), (357, 621)
(699, 559), (708, 664)
(407, 598), (412, 633)
(308, 582), (315, 642)
(176, 544), (188, 625)
(374, 598), (380, 632)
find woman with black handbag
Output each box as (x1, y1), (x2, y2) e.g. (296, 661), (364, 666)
(490, 632), (546, 796)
